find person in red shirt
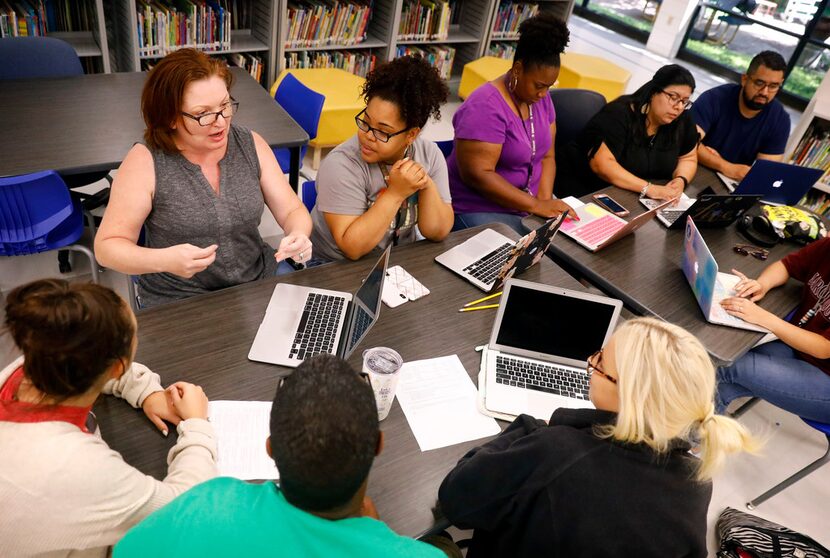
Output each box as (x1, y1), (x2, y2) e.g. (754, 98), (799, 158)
(717, 237), (830, 422)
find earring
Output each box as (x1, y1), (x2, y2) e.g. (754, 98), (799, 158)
(640, 103), (650, 115)
(509, 72), (518, 92)
(404, 143), (413, 159)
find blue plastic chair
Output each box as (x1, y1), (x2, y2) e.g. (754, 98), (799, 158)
(0, 170), (98, 283)
(301, 180), (317, 212)
(435, 139), (454, 159)
(272, 73), (326, 178)
(747, 418), (830, 509)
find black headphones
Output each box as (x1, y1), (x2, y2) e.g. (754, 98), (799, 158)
(737, 214), (780, 247)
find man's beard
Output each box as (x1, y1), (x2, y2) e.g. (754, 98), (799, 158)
(742, 89), (768, 111)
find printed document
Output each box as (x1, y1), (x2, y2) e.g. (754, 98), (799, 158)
(208, 400), (279, 480)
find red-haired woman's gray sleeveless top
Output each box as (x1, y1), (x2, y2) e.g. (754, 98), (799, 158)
(138, 124), (277, 308)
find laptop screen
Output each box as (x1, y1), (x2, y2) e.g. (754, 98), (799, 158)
(342, 247), (389, 359)
(495, 284), (617, 362)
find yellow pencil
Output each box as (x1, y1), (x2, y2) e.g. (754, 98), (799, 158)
(459, 304), (500, 313)
(463, 291), (503, 308)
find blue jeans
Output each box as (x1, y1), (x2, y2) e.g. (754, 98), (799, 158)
(452, 212), (528, 235)
(716, 340), (830, 423)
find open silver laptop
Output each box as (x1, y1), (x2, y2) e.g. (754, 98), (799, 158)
(249, 246), (390, 367)
(483, 279), (623, 420)
(681, 217), (767, 333)
(435, 215), (564, 292)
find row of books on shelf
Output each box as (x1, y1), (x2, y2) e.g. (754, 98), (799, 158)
(1, 0), (101, 37)
(491, 2), (538, 39)
(226, 52), (264, 82)
(136, 1), (233, 57)
(791, 132), (830, 185)
(398, 0), (451, 41)
(396, 44), (454, 79)
(488, 41), (515, 59)
(799, 190), (830, 216)
(284, 0), (372, 49)
(285, 49), (376, 77)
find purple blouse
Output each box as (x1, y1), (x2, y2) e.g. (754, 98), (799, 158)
(447, 82), (556, 215)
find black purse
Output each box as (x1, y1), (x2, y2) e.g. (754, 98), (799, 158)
(717, 507), (830, 558)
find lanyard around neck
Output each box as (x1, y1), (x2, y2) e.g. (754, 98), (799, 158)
(505, 76), (536, 162)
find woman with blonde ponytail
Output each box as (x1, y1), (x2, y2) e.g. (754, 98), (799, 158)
(439, 317), (758, 558)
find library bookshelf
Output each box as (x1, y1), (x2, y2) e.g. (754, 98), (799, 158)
(788, 70), (830, 216)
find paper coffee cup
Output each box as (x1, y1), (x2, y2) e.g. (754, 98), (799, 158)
(362, 347), (403, 421)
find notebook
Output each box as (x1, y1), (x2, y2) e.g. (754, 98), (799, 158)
(435, 214), (565, 292)
(720, 160), (823, 206)
(681, 217), (768, 333)
(482, 278), (623, 420)
(640, 189), (762, 228)
(248, 246), (390, 367)
(558, 196), (673, 252)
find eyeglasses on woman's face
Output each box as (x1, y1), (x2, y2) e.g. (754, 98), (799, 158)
(354, 108), (409, 143)
(586, 349), (617, 385)
(659, 90), (694, 110)
(181, 99), (239, 126)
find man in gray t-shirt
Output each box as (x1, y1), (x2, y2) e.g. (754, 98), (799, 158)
(310, 135), (453, 262)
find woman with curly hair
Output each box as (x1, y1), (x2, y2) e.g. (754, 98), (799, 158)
(448, 13), (575, 234)
(309, 56), (454, 262)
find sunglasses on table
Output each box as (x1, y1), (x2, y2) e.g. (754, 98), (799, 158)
(733, 243), (769, 260)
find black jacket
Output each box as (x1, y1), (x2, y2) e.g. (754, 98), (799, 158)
(438, 408), (711, 557)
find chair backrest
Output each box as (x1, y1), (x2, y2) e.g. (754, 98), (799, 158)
(434, 139), (454, 159)
(301, 180), (317, 212)
(274, 73), (326, 141)
(0, 37), (83, 80)
(549, 88), (607, 148)
(0, 170), (74, 255)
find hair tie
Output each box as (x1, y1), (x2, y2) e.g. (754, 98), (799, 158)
(701, 411), (716, 427)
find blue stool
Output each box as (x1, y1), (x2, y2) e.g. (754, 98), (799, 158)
(747, 418), (830, 509)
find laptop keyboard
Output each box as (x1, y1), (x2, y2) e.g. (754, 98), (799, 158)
(349, 305), (373, 349)
(495, 355), (589, 400)
(660, 209), (686, 224)
(289, 293), (345, 361)
(572, 215), (625, 246)
(463, 242), (513, 285)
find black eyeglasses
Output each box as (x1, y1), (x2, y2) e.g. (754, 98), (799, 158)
(586, 349), (617, 385)
(750, 79), (782, 92)
(660, 90), (694, 110)
(355, 108), (409, 143)
(733, 243), (769, 260)
(182, 99), (239, 126)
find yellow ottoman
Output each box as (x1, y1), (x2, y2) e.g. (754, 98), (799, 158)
(271, 68), (366, 169)
(458, 56), (511, 100)
(558, 53), (631, 102)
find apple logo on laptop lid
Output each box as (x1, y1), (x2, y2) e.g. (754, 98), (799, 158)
(773, 180), (783, 188)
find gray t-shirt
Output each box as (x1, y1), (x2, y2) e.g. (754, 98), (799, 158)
(310, 135), (452, 262)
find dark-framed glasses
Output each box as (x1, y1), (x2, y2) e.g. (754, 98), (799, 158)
(182, 99), (239, 126)
(750, 79), (782, 92)
(354, 108), (409, 143)
(586, 349), (617, 385)
(733, 243), (769, 260)
(660, 90), (694, 110)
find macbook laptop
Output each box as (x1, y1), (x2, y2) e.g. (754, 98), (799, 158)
(559, 196), (673, 252)
(641, 189), (762, 228)
(718, 160), (823, 205)
(483, 278), (623, 420)
(681, 217), (767, 333)
(248, 246), (390, 367)
(435, 213), (565, 292)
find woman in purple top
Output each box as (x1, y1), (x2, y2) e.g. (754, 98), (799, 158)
(447, 13), (576, 234)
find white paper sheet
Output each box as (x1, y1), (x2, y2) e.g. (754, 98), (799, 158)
(395, 355), (501, 452)
(207, 400), (279, 480)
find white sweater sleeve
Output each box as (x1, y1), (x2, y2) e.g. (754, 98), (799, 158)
(101, 362), (164, 408)
(17, 420), (218, 553)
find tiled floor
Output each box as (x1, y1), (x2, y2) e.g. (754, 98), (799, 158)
(1, 15), (827, 553)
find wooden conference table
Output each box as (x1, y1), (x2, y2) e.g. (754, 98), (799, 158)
(93, 224), (586, 538)
(0, 67), (308, 189)
(524, 167), (802, 365)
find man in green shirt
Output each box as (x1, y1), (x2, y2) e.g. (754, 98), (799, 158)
(114, 355), (446, 558)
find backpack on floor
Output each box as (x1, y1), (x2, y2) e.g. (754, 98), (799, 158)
(717, 507), (830, 558)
